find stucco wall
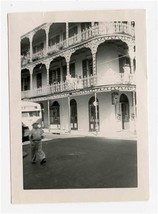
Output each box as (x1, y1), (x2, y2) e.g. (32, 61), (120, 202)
(40, 91), (135, 134)
(97, 43), (119, 85)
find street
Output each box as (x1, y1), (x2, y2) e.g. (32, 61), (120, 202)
(23, 137), (137, 189)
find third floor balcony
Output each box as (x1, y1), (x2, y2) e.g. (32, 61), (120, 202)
(21, 22), (135, 66)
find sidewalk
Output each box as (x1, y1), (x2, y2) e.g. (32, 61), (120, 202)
(23, 129), (137, 146)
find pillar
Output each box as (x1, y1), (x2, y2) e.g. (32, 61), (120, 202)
(66, 22), (69, 47)
(65, 53), (71, 76)
(29, 67), (33, 91)
(29, 32), (34, 62)
(45, 61), (50, 85)
(45, 24), (50, 55)
(128, 44), (135, 74)
(47, 100), (50, 129)
(90, 44), (98, 85)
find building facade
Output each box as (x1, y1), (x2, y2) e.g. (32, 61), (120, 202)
(21, 22), (136, 136)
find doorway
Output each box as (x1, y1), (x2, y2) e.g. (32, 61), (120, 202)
(119, 94), (129, 130)
(70, 99), (78, 130)
(89, 96), (99, 131)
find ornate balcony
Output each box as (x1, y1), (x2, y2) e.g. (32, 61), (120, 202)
(32, 49), (45, 61)
(67, 22), (134, 47)
(21, 73), (135, 99)
(21, 54), (30, 66)
(48, 41), (67, 55)
(21, 22), (134, 65)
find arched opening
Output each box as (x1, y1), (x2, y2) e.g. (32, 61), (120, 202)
(119, 94), (129, 130)
(32, 29), (46, 61)
(32, 63), (47, 89)
(50, 101), (60, 128)
(89, 96), (99, 131)
(49, 56), (67, 85)
(49, 23), (66, 48)
(70, 99), (78, 130)
(21, 37), (30, 66)
(70, 47), (93, 78)
(21, 69), (30, 91)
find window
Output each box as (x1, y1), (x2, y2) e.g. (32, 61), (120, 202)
(33, 43), (44, 53)
(81, 23), (91, 31)
(49, 35), (60, 46)
(49, 68), (61, 84)
(29, 111), (40, 117)
(62, 65), (67, 81)
(22, 112), (29, 117)
(50, 101), (60, 125)
(63, 32), (66, 40)
(69, 26), (78, 37)
(70, 63), (75, 78)
(36, 73), (42, 88)
(21, 76), (30, 91)
(82, 58), (93, 77)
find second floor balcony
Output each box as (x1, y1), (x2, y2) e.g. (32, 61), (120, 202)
(21, 72), (136, 99)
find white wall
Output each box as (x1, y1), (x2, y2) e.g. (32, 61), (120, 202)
(98, 92), (115, 134)
(41, 91), (135, 134)
(97, 43), (119, 85)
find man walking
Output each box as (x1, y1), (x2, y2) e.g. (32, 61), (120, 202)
(29, 122), (46, 165)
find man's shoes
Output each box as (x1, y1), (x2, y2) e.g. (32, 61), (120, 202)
(40, 158), (46, 165)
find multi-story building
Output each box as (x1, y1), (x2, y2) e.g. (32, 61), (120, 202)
(21, 21), (136, 136)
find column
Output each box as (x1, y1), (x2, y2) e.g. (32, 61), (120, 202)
(29, 32), (33, 62)
(29, 67), (33, 90)
(128, 44), (135, 74)
(90, 44), (98, 85)
(47, 100), (50, 130)
(29, 67), (33, 97)
(65, 53), (71, 76)
(45, 24), (50, 55)
(45, 61), (50, 85)
(66, 22), (69, 47)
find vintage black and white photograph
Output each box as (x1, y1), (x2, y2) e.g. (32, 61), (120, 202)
(8, 10), (149, 203)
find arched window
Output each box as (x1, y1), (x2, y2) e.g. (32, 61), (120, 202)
(89, 96), (99, 131)
(70, 99), (78, 130)
(119, 94), (129, 130)
(50, 101), (60, 126)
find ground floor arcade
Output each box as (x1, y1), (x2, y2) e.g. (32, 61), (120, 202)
(35, 90), (136, 137)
